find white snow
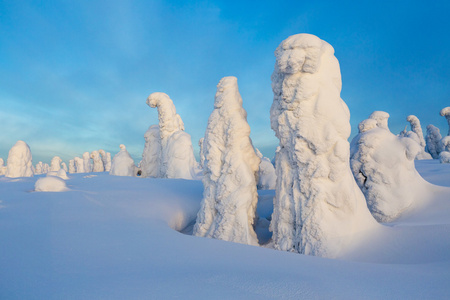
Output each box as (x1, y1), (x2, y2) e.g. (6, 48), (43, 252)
(193, 76), (261, 246)
(439, 136), (450, 163)
(5, 140), (34, 178)
(34, 175), (68, 192)
(255, 148), (276, 190)
(1, 160), (449, 299)
(350, 113), (434, 222)
(82, 152), (93, 173)
(99, 149), (112, 172)
(0, 158), (5, 175)
(68, 159), (76, 173)
(440, 106), (450, 136)
(90, 150), (105, 172)
(269, 33), (376, 258)
(74, 157), (85, 173)
(109, 144), (136, 177)
(139, 125), (161, 178)
(145, 92), (198, 179)
(403, 115), (432, 160)
(50, 156), (62, 172)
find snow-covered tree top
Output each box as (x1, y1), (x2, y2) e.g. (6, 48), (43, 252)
(369, 111), (390, 129)
(119, 144), (126, 150)
(358, 119), (378, 133)
(440, 107), (450, 117)
(146, 92), (184, 140)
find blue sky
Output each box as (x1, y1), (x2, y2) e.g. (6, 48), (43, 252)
(0, 0), (449, 164)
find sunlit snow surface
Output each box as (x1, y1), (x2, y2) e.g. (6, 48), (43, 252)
(1, 160), (449, 299)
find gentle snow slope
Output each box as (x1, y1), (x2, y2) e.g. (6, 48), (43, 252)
(1, 161), (450, 299)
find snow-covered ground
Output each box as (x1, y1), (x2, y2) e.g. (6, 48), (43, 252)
(1, 160), (449, 299)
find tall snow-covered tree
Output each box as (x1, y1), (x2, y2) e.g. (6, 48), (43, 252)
(269, 34), (375, 257)
(193, 76), (261, 246)
(5, 141), (34, 178)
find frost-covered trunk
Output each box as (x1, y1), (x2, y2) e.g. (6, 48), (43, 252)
(269, 34), (375, 257)
(193, 76), (260, 246)
(145, 92), (197, 179)
(5, 141), (34, 178)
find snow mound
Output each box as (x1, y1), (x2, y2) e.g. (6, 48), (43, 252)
(269, 33), (376, 258)
(194, 76), (261, 246)
(5, 141), (34, 178)
(350, 113), (431, 222)
(35, 176), (68, 192)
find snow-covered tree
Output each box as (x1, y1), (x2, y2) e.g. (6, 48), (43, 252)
(42, 163), (49, 174)
(440, 107), (450, 136)
(110, 144), (136, 176)
(255, 148), (276, 190)
(68, 159), (76, 173)
(5, 141), (34, 178)
(145, 92), (197, 179)
(193, 76), (261, 246)
(50, 156), (62, 172)
(369, 111), (390, 130)
(269, 34), (375, 257)
(82, 152), (92, 173)
(0, 158), (6, 175)
(35, 161), (43, 175)
(139, 125), (161, 178)
(61, 162), (68, 172)
(350, 113), (429, 222)
(439, 136), (450, 163)
(99, 149), (111, 172)
(425, 125), (443, 159)
(90, 150), (104, 172)
(399, 115), (432, 160)
(74, 157), (84, 173)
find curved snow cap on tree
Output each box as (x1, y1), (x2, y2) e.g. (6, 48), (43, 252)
(146, 92), (184, 140)
(5, 140), (34, 178)
(369, 111), (390, 130)
(270, 34), (375, 258)
(193, 76), (261, 246)
(440, 107), (450, 136)
(350, 113), (430, 222)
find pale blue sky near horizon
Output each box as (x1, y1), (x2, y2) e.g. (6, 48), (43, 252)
(1, 0), (449, 164)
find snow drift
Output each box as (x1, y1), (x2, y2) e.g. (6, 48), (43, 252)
(35, 176), (68, 192)
(269, 33), (376, 258)
(193, 76), (261, 246)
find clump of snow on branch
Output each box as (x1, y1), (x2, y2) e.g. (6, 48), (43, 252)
(5, 141), (34, 178)
(425, 125), (443, 159)
(440, 107), (450, 136)
(193, 76), (261, 246)
(350, 112), (430, 222)
(35, 176), (68, 192)
(255, 148), (276, 190)
(145, 92), (198, 179)
(269, 34), (375, 258)
(110, 144), (136, 177)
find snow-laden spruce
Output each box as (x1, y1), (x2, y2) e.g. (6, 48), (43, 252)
(350, 113), (430, 222)
(91, 150), (104, 172)
(193, 76), (261, 246)
(399, 115), (432, 160)
(440, 136), (450, 163)
(425, 125), (443, 159)
(269, 34), (376, 257)
(0, 158), (5, 175)
(255, 148), (276, 190)
(440, 107), (450, 136)
(139, 125), (161, 178)
(99, 149), (111, 172)
(5, 141), (34, 178)
(145, 92), (197, 179)
(50, 156), (62, 172)
(110, 144), (136, 176)
(82, 152), (92, 173)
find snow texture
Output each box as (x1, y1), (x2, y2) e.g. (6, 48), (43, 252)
(350, 113), (431, 222)
(369, 111), (390, 130)
(269, 33), (376, 258)
(198, 137), (205, 168)
(145, 92), (197, 179)
(90, 151), (104, 172)
(0, 158), (5, 175)
(439, 136), (450, 163)
(35, 176), (68, 192)
(399, 116), (432, 160)
(193, 76), (261, 246)
(50, 156), (62, 172)
(99, 149), (111, 172)
(139, 125), (161, 178)
(61, 162), (68, 172)
(440, 107), (450, 136)
(5, 141), (34, 178)
(109, 144), (136, 177)
(425, 124), (443, 159)
(255, 148), (276, 190)
(82, 152), (93, 173)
